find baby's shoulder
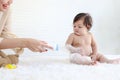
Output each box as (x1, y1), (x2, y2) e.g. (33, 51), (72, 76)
(69, 33), (75, 36)
(88, 32), (93, 36)
(68, 33), (75, 38)
(88, 32), (95, 39)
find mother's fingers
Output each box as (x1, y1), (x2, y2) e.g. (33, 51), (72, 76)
(39, 40), (48, 44)
(39, 42), (53, 50)
(38, 46), (46, 52)
(39, 40), (53, 49)
(29, 47), (39, 52)
(44, 44), (53, 50)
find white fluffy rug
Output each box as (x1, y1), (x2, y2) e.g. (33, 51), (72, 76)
(0, 50), (120, 80)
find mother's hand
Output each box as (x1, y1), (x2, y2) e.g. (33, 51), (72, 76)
(24, 38), (53, 52)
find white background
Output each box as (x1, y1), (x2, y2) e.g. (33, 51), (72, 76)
(11, 0), (120, 54)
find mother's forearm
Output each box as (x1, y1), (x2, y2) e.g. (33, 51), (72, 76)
(0, 38), (26, 49)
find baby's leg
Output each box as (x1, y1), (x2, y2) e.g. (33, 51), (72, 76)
(96, 53), (120, 64)
(70, 53), (95, 65)
(109, 58), (120, 64)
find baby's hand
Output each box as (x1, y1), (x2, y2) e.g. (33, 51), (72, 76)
(91, 61), (97, 65)
(90, 54), (97, 61)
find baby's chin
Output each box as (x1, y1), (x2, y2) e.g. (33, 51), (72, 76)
(74, 31), (88, 36)
(74, 32), (81, 36)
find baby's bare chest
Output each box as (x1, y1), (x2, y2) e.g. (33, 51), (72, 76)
(72, 36), (91, 47)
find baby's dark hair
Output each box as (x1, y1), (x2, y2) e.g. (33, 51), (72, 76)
(73, 13), (93, 30)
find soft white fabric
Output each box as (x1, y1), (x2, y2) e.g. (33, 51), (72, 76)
(0, 38), (3, 43)
(0, 50), (120, 80)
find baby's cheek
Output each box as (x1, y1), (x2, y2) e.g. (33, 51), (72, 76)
(1, 0), (8, 3)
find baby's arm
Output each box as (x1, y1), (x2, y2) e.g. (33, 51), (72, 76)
(90, 33), (98, 61)
(91, 34), (97, 54)
(65, 33), (80, 53)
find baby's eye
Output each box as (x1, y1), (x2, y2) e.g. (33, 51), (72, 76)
(73, 26), (76, 28)
(79, 26), (82, 28)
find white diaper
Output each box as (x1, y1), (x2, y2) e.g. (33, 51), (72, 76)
(70, 53), (92, 65)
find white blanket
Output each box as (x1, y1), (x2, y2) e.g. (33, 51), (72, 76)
(0, 50), (120, 80)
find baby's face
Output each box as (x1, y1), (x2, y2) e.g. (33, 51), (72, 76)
(73, 19), (88, 36)
(0, 0), (12, 11)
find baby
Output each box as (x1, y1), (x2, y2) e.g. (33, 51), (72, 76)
(65, 13), (120, 65)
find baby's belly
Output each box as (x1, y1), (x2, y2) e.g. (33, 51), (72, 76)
(78, 46), (92, 56)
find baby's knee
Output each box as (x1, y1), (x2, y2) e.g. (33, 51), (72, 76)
(70, 53), (81, 63)
(96, 53), (104, 59)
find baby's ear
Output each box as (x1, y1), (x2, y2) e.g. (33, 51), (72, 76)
(87, 25), (91, 30)
(0, 51), (7, 58)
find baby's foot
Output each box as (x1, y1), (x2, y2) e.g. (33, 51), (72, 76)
(111, 58), (120, 64)
(91, 61), (97, 65)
